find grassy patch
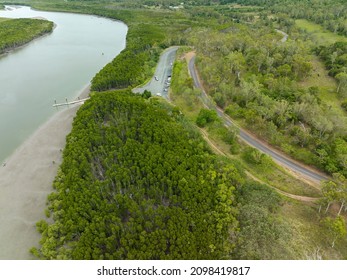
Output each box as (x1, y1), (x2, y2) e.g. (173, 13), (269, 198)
(299, 55), (347, 130)
(205, 125), (237, 155)
(170, 58), (204, 121)
(296, 19), (347, 45)
(247, 164), (321, 197)
(299, 55), (337, 89)
(278, 200), (347, 259)
(239, 146), (321, 198)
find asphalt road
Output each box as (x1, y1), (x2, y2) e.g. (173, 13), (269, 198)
(133, 46), (178, 99)
(188, 55), (328, 183)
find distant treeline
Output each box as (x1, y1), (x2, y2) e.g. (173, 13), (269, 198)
(0, 18), (53, 54)
(229, 0), (347, 36)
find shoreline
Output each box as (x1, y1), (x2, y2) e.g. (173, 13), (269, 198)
(0, 85), (90, 260)
(0, 18), (55, 58)
(0, 4), (127, 260)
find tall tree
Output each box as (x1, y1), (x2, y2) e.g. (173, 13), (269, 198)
(321, 216), (347, 248)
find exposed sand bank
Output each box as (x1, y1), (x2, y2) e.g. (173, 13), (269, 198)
(0, 85), (90, 260)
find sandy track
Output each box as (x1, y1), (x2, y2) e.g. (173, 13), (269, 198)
(199, 127), (319, 203)
(0, 86), (89, 259)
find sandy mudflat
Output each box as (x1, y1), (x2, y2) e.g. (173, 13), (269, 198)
(0, 86), (90, 260)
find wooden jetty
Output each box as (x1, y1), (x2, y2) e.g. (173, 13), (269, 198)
(53, 97), (90, 107)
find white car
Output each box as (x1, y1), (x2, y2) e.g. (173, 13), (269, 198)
(155, 76), (159, 81)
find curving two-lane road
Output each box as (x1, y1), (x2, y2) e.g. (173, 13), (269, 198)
(134, 47), (327, 183)
(188, 55), (328, 183)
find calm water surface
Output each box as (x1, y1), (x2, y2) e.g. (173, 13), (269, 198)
(0, 6), (127, 162)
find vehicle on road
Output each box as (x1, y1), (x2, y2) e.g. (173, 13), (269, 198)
(155, 76), (159, 81)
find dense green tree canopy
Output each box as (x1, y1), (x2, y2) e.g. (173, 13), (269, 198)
(91, 24), (165, 91)
(232, 182), (291, 259)
(33, 91), (243, 260)
(0, 18), (53, 54)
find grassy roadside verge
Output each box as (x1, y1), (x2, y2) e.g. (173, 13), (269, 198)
(170, 52), (204, 121)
